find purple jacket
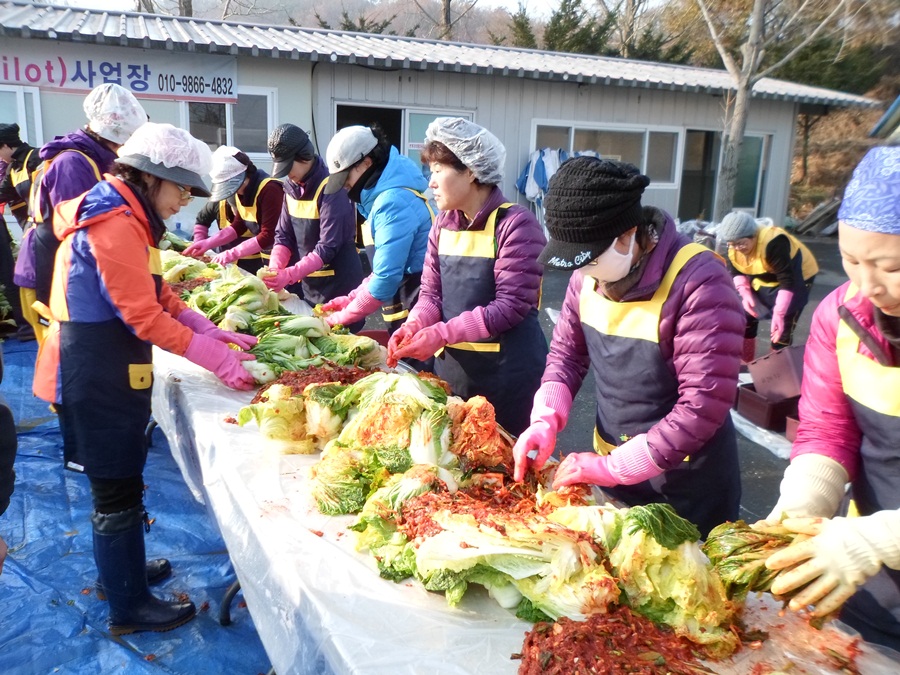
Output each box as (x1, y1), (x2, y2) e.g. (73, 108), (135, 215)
(39, 129), (118, 208)
(418, 186), (545, 334)
(544, 210), (745, 468)
(274, 157), (357, 266)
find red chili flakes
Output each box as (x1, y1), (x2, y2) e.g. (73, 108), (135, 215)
(238, 600), (247, 608)
(81, 588), (93, 595)
(309, 529), (324, 537)
(515, 605), (710, 675)
(145, 654), (157, 662)
(200, 601), (210, 613)
(223, 416), (238, 425)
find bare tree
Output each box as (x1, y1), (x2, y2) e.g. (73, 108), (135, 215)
(695, 0), (860, 221)
(411, 0), (480, 40)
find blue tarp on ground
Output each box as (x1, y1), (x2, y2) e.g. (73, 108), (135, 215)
(0, 339), (270, 675)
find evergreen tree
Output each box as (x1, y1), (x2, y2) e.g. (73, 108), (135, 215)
(509, 3), (538, 49)
(544, 0), (615, 55)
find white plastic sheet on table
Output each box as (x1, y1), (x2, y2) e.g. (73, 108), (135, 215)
(150, 310), (900, 674)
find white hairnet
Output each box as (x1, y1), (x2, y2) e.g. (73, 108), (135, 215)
(425, 117), (506, 185)
(117, 123), (212, 176)
(83, 83), (147, 145)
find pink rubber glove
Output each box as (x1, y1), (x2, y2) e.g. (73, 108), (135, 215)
(386, 300), (443, 364)
(183, 226), (238, 257)
(263, 251), (323, 291)
(269, 244), (292, 270)
(322, 275), (372, 313)
(212, 237), (262, 266)
(604, 433), (664, 485)
(552, 452), (617, 489)
(183, 333), (256, 390)
(193, 224), (209, 242)
(391, 308), (490, 362)
(325, 287), (383, 327)
(733, 275), (759, 317)
(177, 308), (258, 350)
(513, 381), (574, 481)
(770, 289), (794, 343)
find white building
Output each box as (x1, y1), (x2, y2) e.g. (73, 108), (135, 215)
(0, 0), (876, 229)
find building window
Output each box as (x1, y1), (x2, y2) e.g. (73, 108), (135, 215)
(183, 87), (275, 160)
(734, 134), (770, 213)
(534, 122), (680, 187)
(0, 84), (42, 146)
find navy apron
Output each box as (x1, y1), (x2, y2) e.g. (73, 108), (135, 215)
(433, 204), (547, 436)
(579, 243), (741, 537)
(221, 172), (277, 275)
(286, 177), (363, 306)
(363, 188), (435, 336)
(58, 246), (162, 479)
(834, 287), (900, 651)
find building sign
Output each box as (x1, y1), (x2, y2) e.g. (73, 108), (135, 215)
(0, 41), (237, 103)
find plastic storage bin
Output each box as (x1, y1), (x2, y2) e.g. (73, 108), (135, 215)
(748, 346), (805, 401)
(736, 383), (799, 432)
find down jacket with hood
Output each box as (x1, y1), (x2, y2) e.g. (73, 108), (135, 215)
(543, 208), (745, 469)
(357, 147), (432, 302)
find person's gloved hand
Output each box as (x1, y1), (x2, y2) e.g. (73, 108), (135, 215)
(391, 308), (490, 362)
(770, 289), (795, 344)
(182, 333), (256, 390)
(604, 433), (664, 485)
(765, 454), (849, 523)
(513, 381), (573, 481)
(263, 252), (323, 291)
(177, 308), (258, 350)
(268, 243), (291, 270)
(733, 275), (760, 317)
(321, 294), (352, 313)
(325, 287), (383, 328)
(552, 452), (617, 489)
(211, 236), (262, 266)
(192, 224), (209, 242)
(183, 226), (238, 258)
(767, 510), (900, 617)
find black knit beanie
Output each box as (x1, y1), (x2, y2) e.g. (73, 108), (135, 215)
(539, 156), (650, 269)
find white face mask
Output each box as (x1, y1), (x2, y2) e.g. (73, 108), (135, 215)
(585, 233), (635, 282)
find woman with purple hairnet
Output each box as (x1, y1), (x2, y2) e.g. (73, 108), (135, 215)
(762, 145), (900, 651)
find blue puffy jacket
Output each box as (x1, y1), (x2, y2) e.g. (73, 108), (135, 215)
(358, 147), (433, 302)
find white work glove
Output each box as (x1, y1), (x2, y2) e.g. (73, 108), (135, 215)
(766, 510), (900, 617)
(766, 454), (849, 522)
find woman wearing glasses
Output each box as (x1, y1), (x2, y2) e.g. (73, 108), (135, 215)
(33, 122), (257, 636)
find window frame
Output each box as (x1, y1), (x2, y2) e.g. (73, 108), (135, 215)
(531, 119), (684, 189)
(0, 83), (44, 147)
(180, 85), (277, 164)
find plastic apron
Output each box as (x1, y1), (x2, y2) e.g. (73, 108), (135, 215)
(579, 243), (741, 537)
(19, 150), (102, 347)
(56, 243), (161, 480)
(222, 173), (276, 275)
(434, 204), (547, 436)
(834, 287), (900, 650)
(286, 177), (363, 306)
(363, 188), (435, 335)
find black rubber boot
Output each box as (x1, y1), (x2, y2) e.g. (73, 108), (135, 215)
(92, 506), (196, 636)
(94, 558), (173, 601)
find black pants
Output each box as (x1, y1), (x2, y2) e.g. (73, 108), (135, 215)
(744, 277), (814, 349)
(89, 475), (144, 514)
